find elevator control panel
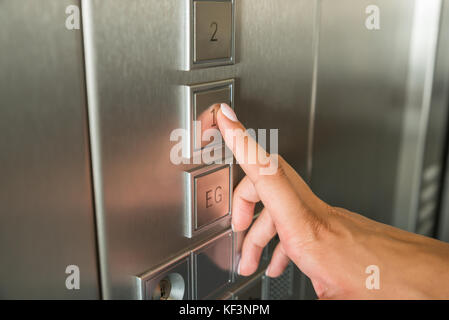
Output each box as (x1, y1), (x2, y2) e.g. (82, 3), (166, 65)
(184, 164), (232, 238)
(137, 231), (234, 300)
(183, 79), (234, 159)
(186, 0), (235, 69)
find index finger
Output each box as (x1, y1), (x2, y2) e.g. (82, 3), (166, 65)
(216, 104), (312, 246)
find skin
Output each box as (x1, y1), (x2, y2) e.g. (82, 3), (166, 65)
(216, 104), (449, 299)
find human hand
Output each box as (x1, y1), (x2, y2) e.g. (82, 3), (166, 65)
(217, 103), (449, 299)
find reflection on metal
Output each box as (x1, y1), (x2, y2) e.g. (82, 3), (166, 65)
(433, 0), (449, 243)
(232, 273), (264, 300)
(393, 0), (442, 232)
(193, 231), (233, 299)
(0, 0), (99, 299)
(312, 0), (416, 227)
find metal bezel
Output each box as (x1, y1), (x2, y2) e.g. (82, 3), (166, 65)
(192, 230), (233, 299)
(183, 78), (235, 159)
(136, 252), (191, 300)
(184, 163), (233, 238)
(185, 0), (236, 70)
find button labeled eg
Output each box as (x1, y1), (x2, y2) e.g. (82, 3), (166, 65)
(184, 164), (232, 238)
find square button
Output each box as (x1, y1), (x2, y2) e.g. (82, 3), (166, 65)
(195, 165), (230, 228)
(193, 231), (233, 299)
(183, 79), (234, 159)
(187, 0), (235, 69)
(184, 164), (232, 238)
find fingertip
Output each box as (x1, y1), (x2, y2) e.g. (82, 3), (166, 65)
(220, 103), (238, 122)
(265, 265), (271, 278)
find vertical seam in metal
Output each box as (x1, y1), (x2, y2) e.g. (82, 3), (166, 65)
(301, 0), (321, 300)
(306, 0), (321, 183)
(78, 0), (103, 300)
(411, 1), (443, 232)
(407, 0), (442, 231)
(80, 0), (110, 299)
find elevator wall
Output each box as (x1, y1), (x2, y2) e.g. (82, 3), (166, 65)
(0, 0), (100, 299)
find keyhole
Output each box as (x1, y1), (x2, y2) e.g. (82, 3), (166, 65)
(158, 279), (171, 300)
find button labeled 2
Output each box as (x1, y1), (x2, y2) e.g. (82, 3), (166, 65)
(186, 0), (235, 69)
(184, 164), (232, 238)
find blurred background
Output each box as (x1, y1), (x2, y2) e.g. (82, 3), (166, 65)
(1, 0), (449, 299)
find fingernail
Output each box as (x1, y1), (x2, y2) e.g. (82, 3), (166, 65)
(231, 223), (236, 232)
(220, 103), (238, 122)
(265, 265), (271, 277)
(237, 261), (241, 275)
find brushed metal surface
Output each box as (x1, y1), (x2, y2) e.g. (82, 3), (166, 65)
(0, 0), (99, 298)
(194, 1), (233, 62)
(312, 0), (417, 225)
(83, 0), (315, 299)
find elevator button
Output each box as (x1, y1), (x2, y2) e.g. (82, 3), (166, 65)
(195, 166), (230, 228)
(193, 231), (233, 299)
(194, 86), (231, 150)
(184, 164), (232, 238)
(187, 0), (235, 69)
(183, 79), (234, 159)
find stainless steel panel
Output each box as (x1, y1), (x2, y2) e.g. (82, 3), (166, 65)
(184, 164), (232, 238)
(194, 0), (233, 62)
(312, 0), (417, 225)
(0, 0), (99, 298)
(82, 0), (316, 299)
(193, 231), (233, 299)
